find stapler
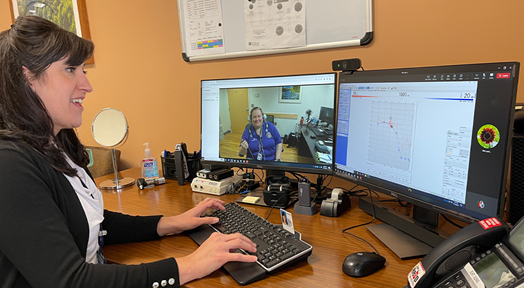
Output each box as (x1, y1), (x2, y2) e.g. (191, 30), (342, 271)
(320, 188), (351, 217)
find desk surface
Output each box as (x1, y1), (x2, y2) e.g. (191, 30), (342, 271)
(98, 168), (421, 287)
(299, 125), (333, 165)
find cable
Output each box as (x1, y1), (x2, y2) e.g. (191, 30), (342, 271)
(341, 190), (381, 255)
(260, 169), (265, 182)
(379, 199), (409, 208)
(236, 182), (247, 193)
(289, 171), (308, 182)
(265, 191), (297, 221)
(288, 172), (301, 182)
(442, 214), (465, 229)
(322, 174), (333, 189)
(235, 167), (245, 176)
(339, 184), (368, 198)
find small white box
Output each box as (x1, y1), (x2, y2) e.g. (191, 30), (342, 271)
(191, 176), (240, 195)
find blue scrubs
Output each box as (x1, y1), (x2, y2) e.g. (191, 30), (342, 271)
(241, 122), (282, 161)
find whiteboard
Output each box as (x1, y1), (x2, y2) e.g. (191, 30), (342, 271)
(177, 0), (373, 62)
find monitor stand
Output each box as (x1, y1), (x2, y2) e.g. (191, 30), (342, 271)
(365, 223), (433, 259)
(358, 197), (452, 259)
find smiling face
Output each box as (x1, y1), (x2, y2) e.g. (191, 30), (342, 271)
(251, 108), (264, 130)
(26, 58), (93, 135)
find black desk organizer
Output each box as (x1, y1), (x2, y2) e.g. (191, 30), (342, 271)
(161, 150), (200, 185)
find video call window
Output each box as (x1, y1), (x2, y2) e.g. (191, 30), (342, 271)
(201, 73), (336, 172)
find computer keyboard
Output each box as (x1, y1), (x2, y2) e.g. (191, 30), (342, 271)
(311, 127), (333, 136)
(310, 127), (325, 136)
(186, 202), (313, 285)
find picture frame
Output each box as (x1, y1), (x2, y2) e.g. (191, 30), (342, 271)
(9, 0), (94, 64)
(279, 86), (302, 103)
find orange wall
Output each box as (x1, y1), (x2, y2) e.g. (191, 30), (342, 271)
(1, 1), (523, 171)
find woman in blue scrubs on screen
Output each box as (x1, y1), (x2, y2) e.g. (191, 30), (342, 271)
(239, 107), (282, 161)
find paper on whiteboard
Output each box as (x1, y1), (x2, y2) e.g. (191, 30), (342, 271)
(244, 0), (306, 51)
(182, 0), (225, 57)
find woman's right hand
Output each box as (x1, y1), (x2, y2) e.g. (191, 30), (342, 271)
(239, 139), (249, 156)
(176, 232), (257, 285)
(240, 139), (249, 150)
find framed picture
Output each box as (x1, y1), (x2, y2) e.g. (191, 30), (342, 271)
(9, 0), (94, 64)
(279, 86), (302, 103)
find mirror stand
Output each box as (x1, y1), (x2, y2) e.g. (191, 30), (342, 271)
(99, 148), (135, 190)
(92, 108), (135, 191)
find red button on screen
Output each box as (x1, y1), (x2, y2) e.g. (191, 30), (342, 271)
(497, 73), (511, 78)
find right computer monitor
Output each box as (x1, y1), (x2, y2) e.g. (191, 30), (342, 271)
(333, 62), (520, 248)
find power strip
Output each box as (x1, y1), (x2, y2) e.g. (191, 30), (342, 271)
(191, 176), (241, 195)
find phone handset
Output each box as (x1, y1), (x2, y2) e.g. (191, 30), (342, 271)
(407, 217), (509, 288)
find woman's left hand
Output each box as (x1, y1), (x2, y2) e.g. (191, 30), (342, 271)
(156, 198), (226, 236)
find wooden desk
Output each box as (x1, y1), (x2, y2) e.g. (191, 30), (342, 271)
(297, 125), (333, 165)
(97, 168), (420, 287)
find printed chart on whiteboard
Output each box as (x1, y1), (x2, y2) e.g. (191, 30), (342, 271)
(181, 0), (225, 57)
(244, 0), (306, 51)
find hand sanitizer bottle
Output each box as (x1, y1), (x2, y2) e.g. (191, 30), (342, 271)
(141, 142), (159, 180)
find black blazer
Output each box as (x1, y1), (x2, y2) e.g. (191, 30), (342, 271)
(0, 141), (180, 288)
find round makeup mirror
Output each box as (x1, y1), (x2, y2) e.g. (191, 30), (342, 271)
(91, 108), (135, 190)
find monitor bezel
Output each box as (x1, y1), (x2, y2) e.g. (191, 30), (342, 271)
(333, 62), (520, 223)
(200, 72), (338, 175)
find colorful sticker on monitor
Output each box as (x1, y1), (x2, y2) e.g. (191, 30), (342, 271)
(477, 124), (500, 149)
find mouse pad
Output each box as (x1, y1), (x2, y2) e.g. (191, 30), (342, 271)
(366, 223), (433, 259)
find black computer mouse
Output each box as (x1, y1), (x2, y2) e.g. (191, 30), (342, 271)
(342, 252), (386, 277)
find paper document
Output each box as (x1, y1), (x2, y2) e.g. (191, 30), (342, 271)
(316, 152), (332, 164)
(181, 0), (225, 57)
(244, 0), (306, 51)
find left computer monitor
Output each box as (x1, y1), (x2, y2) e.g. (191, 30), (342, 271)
(200, 73), (336, 174)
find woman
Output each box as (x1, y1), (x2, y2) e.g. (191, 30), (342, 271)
(0, 16), (256, 288)
(239, 107), (282, 161)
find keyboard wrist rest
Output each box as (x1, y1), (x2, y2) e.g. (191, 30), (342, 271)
(185, 224), (267, 285)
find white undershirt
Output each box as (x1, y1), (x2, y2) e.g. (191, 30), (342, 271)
(63, 155), (104, 264)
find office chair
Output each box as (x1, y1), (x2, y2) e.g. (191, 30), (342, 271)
(266, 114), (275, 125)
(86, 146), (122, 178)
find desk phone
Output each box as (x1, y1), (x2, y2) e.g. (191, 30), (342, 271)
(407, 217), (524, 288)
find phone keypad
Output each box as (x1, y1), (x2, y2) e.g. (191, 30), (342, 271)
(434, 271), (469, 288)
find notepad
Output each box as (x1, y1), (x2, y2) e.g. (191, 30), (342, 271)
(242, 196), (260, 204)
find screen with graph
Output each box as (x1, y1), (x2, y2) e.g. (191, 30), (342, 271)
(334, 62), (519, 221)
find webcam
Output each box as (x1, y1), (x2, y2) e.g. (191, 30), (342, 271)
(332, 58), (361, 72)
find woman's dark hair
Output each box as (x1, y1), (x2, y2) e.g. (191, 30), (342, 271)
(0, 16), (94, 176)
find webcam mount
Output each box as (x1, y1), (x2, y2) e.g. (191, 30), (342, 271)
(332, 58), (362, 73)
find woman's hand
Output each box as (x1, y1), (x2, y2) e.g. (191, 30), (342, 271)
(156, 198), (226, 236)
(240, 139), (249, 150)
(239, 139), (249, 156)
(177, 232), (257, 285)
